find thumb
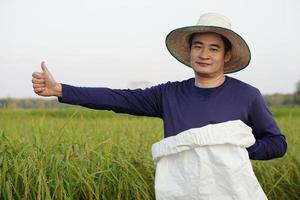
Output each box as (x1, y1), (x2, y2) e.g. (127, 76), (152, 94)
(41, 61), (56, 83)
(41, 61), (50, 74)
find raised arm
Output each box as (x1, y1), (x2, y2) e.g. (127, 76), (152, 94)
(32, 62), (164, 118)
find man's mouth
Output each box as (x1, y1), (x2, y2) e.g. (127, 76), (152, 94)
(196, 62), (211, 67)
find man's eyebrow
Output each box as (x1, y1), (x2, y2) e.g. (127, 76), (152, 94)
(210, 44), (221, 48)
(192, 41), (203, 45)
(192, 41), (221, 48)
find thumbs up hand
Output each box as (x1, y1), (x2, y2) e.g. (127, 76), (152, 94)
(32, 61), (62, 97)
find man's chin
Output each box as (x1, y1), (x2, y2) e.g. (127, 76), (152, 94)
(193, 69), (212, 75)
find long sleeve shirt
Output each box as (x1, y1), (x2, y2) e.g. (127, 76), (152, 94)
(58, 76), (287, 160)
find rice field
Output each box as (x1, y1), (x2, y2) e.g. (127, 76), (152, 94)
(0, 106), (299, 199)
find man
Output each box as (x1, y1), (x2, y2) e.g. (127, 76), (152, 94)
(32, 13), (287, 199)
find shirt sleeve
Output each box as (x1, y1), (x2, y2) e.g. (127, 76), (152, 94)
(57, 83), (164, 118)
(246, 89), (287, 160)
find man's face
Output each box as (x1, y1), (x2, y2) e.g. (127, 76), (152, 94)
(190, 32), (231, 77)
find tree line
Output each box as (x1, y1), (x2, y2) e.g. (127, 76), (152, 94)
(0, 98), (71, 109)
(0, 94), (298, 109)
(1, 81), (300, 109)
(263, 80), (300, 106)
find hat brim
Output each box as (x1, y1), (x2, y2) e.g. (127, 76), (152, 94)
(165, 26), (251, 74)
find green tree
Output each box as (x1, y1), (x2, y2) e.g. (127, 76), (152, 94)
(294, 80), (300, 105)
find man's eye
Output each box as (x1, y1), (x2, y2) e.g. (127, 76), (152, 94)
(211, 48), (218, 52)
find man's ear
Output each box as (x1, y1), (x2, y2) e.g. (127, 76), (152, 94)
(225, 50), (232, 63)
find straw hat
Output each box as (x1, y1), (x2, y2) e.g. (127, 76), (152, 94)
(166, 13), (251, 73)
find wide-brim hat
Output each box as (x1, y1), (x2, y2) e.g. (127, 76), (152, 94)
(166, 13), (251, 74)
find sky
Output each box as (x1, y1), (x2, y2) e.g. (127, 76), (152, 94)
(1, 0), (300, 98)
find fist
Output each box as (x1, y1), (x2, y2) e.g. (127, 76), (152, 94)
(32, 61), (62, 97)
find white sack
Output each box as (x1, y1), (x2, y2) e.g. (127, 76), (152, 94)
(152, 120), (268, 200)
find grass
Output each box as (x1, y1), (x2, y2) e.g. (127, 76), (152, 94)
(0, 107), (299, 199)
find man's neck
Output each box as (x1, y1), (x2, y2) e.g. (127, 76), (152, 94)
(194, 73), (226, 88)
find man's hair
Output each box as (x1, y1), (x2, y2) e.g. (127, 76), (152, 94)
(188, 32), (232, 54)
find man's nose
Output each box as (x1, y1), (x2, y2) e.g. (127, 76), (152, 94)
(199, 48), (209, 59)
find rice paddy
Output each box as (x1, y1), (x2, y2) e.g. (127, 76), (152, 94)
(0, 106), (299, 199)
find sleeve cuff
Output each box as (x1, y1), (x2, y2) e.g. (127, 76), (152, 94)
(57, 83), (69, 103)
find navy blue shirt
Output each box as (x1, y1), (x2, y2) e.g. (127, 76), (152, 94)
(58, 76), (287, 160)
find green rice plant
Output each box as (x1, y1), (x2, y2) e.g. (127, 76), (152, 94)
(0, 107), (299, 199)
